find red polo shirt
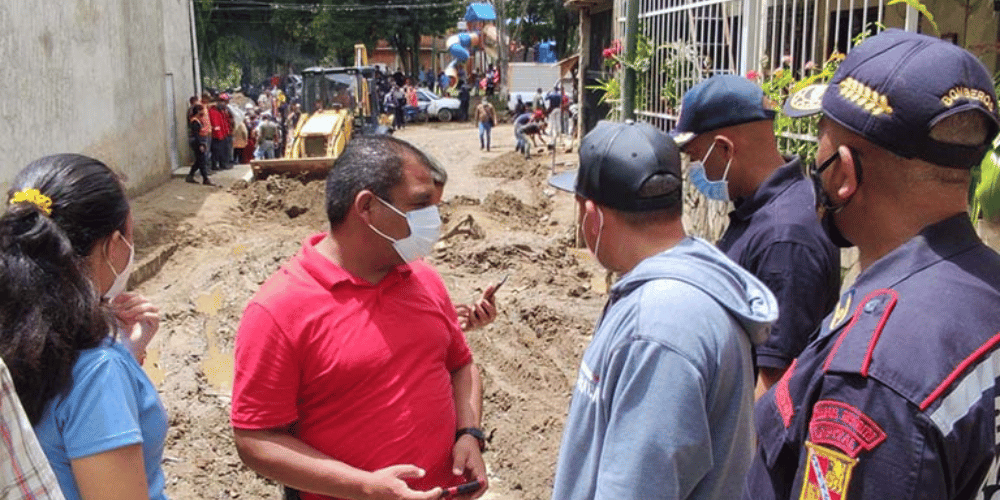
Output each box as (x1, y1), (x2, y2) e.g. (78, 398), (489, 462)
(231, 233), (473, 499)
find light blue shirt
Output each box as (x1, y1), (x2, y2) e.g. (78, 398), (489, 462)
(34, 338), (168, 500)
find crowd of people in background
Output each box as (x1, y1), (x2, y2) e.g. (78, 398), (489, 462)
(180, 63), (580, 182)
(184, 84), (298, 186)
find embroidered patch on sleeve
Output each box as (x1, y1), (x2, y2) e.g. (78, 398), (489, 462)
(808, 400), (886, 458)
(800, 442), (857, 500)
(775, 358), (798, 428)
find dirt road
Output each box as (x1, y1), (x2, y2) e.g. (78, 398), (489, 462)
(131, 121), (606, 499)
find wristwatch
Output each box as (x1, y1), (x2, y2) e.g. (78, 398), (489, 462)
(455, 427), (486, 451)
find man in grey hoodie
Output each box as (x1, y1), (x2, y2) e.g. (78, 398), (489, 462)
(548, 120), (778, 500)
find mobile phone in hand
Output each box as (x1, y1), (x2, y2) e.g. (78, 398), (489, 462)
(483, 274), (509, 301)
(441, 479), (485, 498)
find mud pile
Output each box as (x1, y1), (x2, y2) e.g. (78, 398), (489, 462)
(233, 176), (327, 226)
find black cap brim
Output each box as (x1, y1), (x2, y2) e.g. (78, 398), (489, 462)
(783, 84), (828, 118)
(548, 169), (578, 193)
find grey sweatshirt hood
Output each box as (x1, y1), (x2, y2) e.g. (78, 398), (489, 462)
(610, 236), (778, 345)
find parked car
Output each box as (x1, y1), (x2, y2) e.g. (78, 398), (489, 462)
(416, 88), (461, 122)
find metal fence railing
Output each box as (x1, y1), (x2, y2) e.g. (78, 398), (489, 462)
(613, 0), (896, 124)
(609, 0), (897, 237)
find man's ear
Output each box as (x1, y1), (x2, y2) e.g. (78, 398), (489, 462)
(353, 190), (377, 224)
(828, 145), (860, 203)
(713, 135), (735, 156)
(583, 199), (598, 221)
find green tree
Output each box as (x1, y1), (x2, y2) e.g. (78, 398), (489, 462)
(379, 1), (460, 77)
(503, 0), (575, 61)
(195, 0), (461, 93)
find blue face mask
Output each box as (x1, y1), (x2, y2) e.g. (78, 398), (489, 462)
(688, 142), (732, 202)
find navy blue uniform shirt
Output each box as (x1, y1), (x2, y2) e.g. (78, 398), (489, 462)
(717, 158), (840, 370)
(745, 214), (1000, 500)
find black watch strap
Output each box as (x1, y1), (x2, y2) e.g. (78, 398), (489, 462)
(455, 427), (486, 451)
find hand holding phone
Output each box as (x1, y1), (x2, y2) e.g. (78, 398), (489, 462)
(456, 275), (507, 331)
(483, 274), (509, 302)
(440, 479), (485, 498)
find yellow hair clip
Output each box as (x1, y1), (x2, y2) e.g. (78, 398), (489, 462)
(9, 188), (53, 216)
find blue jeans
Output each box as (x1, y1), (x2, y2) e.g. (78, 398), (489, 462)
(514, 127), (529, 158)
(255, 140), (275, 159)
(199, 136), (212, 167)
(478, 122), (492, 150)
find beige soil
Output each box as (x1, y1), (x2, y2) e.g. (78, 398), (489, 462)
(131, 121), (609, 500)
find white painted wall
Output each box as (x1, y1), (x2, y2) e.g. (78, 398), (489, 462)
(0, 0), (196, 195)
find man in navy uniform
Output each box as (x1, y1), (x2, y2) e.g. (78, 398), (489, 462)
(745, 29), (1000, 499)
(671, 75), (841, 397)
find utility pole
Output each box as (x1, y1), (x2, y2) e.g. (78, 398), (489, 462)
(622, 0), (639, 120)
(188, 0), (202, 97)
(497, 0), (508, 96)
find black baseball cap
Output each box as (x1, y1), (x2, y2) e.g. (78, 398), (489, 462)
(548, 120), (682, 212)
(784, 29), (1000, 169)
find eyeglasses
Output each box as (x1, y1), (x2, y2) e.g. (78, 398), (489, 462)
(803, 147), (863, 212)
(802, 150), (841, 179)
(802, 147), (863, 184)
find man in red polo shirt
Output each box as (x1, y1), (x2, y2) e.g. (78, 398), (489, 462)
(231, 135), (488, 500)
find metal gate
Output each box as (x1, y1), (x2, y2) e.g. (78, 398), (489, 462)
(614, 0), (897, 126)
(611, 0), (901, 239)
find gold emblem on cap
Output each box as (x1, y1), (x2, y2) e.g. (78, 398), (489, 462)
(839, 77), (893, 116)
(940, 86), (995, 112)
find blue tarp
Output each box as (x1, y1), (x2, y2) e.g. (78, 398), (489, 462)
(465, 3), (496, 22)
(536, 41), (557, 63)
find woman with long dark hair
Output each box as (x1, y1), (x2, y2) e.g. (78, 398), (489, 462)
(0, 154), (168, 500)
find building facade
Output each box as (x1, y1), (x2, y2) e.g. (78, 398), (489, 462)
(0, 0), (196, 195)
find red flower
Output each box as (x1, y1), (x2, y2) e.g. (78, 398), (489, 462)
(746, 70), (761, 80)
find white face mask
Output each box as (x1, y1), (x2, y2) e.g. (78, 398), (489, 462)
(689, 142), (732, 202)
(581, 206), (605, 268)
(369, 196), (442, 263)
(104, 235), (134, 301)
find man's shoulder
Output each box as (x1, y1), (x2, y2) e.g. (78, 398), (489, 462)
(406, 260), (448, 290)
(635, 278), (730, 320)
(250, 252), (318, 309)
(739, 180), (835, 252)
(824, 260), (1000, 407)
(609, 277), (732, 341)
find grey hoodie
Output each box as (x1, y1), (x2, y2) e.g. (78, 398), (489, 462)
(552, 236), (778, 500)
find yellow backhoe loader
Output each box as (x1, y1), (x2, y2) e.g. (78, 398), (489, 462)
(251, 44), (389, 179)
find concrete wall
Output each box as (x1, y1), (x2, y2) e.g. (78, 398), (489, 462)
(827, 1), (998, 73)
(0, 0), (195, 196)
(163, 0), (199, 176)
(921, 0), (999, 72)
